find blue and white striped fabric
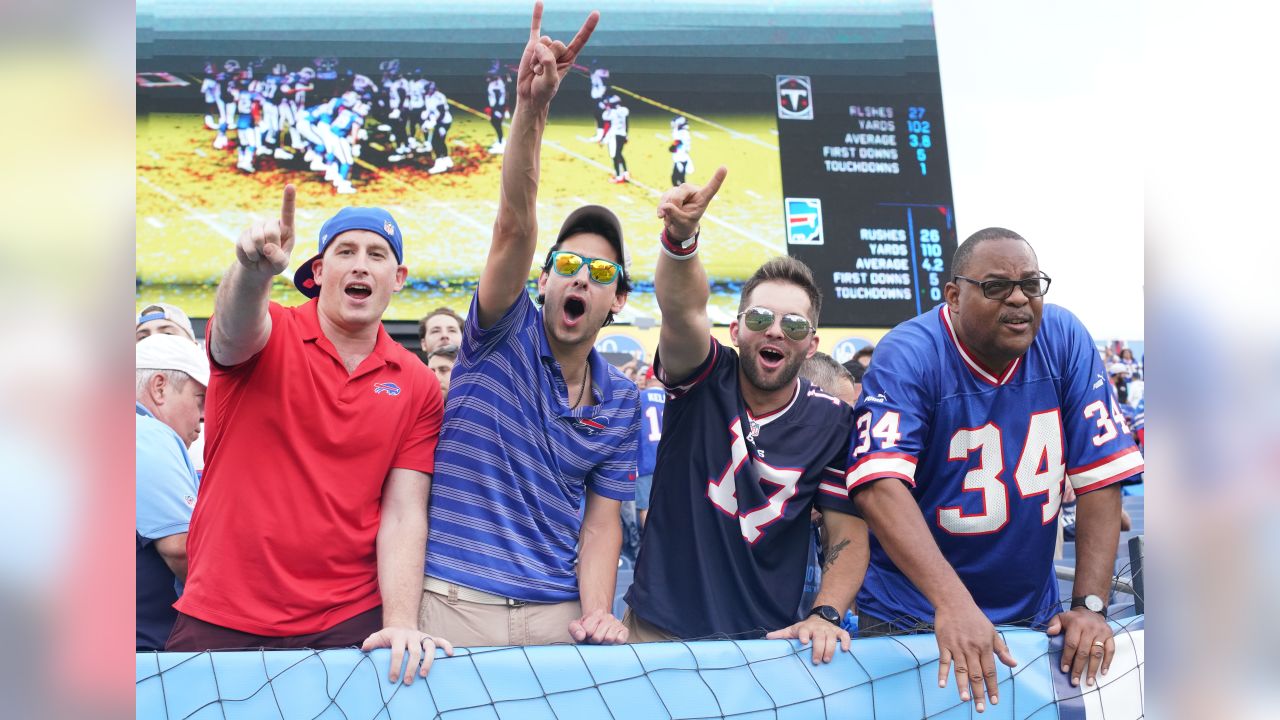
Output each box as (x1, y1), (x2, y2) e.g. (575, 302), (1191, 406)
(425, 291), (638, 602)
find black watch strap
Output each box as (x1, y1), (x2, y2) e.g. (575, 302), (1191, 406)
(808, 605), (842, 627)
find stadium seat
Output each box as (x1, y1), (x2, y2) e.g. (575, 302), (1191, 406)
(1055, 567), (1074, 602)
(1108, 602), (1136, 619)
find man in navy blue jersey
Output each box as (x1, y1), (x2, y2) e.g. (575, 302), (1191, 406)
(622, 167), (867, 664)
(847, 228), (1142, 711)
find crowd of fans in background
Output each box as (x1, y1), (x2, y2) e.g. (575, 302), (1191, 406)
(1100, 343), (1144, 450)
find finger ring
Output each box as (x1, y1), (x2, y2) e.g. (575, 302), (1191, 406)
(1092, 640), (1105, 647)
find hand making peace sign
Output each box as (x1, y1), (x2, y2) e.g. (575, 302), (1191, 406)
(516, 1), (599, 110)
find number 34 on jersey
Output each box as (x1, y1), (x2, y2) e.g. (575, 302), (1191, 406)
(851, 397), (1132, 536)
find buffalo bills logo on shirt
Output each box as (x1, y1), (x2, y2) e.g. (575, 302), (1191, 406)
(575, 416), (610, 435)
(373, 382), (402, 396)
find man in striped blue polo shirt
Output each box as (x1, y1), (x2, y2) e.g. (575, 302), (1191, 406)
(420, 4), (637, 647)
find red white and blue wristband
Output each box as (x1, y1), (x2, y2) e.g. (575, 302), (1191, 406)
(661, 226), (700, 260)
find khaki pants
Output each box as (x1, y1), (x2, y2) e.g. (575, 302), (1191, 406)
(621, 607), (679, 643)
(419, 578), (581, 646)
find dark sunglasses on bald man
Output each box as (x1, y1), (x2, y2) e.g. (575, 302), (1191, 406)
(546, 250), (624, 286)
(952, 274), (1052, 301)
(738, 306), (815, 342)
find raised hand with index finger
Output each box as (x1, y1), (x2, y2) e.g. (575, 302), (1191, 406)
(656, 165), (728, 248)
(516, 1), (599, 109)
(235, 184), (297, 277)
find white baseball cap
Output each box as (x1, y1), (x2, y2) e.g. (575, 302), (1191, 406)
(137, 302), (197, 342)
(136, 334), (210, 387)
(1107, 362), (1128, 376)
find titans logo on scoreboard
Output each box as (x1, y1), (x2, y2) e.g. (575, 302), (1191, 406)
(784, 198), (823, 245)
(776, 75), (813, 120)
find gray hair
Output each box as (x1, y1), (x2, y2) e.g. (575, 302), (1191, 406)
(799, 351), (852, 394)
(135, 369), (193, 398)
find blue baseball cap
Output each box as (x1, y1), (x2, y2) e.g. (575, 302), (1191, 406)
(293, 207), (404, 297)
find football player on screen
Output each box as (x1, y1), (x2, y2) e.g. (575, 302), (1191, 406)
(600, 95), (629, 183)
(247, 64), (282, 159)
(298, 94), (342, 172)
(669, 116), (693, 186)
(210, 59), (240, 150)
(587, 62), (610, 142)
(423, 80), (454, 174)
(230, 73), (261, 173)
(279, 66), (315, 152)
(321, 92), (369, 194)
(846, 228), (1142, 711)
(485, 62), (507, 154)
(402, 68), (428, 155)
(200, 60), (227, 134)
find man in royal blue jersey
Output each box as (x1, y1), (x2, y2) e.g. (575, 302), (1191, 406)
(635, 367), (664, 527)
(623, 169), (868, 664)
(846, 228), (1142, 711)
(420, 4), (638, 648)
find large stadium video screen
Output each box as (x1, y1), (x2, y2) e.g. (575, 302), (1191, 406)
(136, 0), (956, 327)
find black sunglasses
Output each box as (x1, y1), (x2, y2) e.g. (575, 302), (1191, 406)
(953, 274), (1052, 300)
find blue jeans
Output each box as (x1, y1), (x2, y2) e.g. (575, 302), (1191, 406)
(635, 473), (654, 510)
(620, 500), (640, 566)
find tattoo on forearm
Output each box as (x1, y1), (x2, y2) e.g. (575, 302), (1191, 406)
(822, 539), (851, 573)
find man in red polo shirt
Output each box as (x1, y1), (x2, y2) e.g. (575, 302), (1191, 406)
(167, 188), (452, 685)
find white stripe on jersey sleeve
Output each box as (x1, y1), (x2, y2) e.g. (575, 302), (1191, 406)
(818, 481), (847, 498)
(845, 453), (918, 490)
(1068, 446), (1144, 493)
(817, 466), (848, 497)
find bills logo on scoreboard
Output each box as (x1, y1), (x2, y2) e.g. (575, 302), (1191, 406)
(785, 198), (823, 245)
(776, 75), (813, 120)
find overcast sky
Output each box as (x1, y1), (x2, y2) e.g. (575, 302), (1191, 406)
(933, 0), (1143, 339)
